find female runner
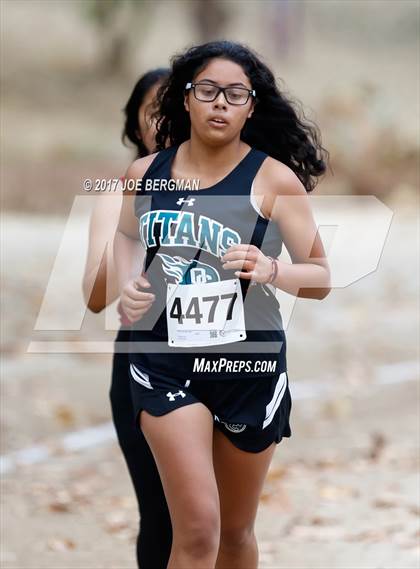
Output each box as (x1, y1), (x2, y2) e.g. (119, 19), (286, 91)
(115, 41), (331, 569)
(82, 68), (172, 568)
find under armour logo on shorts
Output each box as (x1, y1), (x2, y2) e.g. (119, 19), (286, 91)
(166, 390), (186, 402)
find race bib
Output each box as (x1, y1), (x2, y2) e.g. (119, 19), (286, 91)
(166, 278), (247, 347)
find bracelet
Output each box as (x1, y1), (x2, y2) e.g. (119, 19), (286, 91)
(266, 256), (278, 284)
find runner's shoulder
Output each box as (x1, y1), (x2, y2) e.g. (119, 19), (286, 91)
(259, 155), (307, 196)
(125, 152), (159, 181)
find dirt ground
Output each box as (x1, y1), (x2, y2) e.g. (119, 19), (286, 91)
(1, 380), (419, 569)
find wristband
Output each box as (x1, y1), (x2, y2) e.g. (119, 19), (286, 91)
(266, 256), (278, 284)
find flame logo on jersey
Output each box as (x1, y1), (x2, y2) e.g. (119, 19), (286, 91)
(157, 253), (220, 284)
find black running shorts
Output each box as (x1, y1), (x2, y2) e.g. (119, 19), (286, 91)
(129, 363), (292, 453)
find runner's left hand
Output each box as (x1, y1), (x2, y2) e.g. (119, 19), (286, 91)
(221, 244), (273, 284)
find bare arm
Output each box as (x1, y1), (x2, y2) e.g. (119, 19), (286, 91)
(267, 162), (331, 299)
(223, 159), (331, 300)
(114, 154), (158, 322)
(82, 188), (125, 312)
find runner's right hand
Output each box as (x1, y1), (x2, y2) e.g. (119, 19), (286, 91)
(120, 275), (155, 323)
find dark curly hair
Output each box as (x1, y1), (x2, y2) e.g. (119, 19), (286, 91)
(154, 41), (329, 192)
(122, 67), (170, 158)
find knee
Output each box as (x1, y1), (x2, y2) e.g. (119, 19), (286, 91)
(176, 505), (220, 557)
(220, 524), (255, 551)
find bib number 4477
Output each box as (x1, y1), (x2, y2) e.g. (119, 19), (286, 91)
(166, 278), (246, 347)
(169, 292), (237, 324)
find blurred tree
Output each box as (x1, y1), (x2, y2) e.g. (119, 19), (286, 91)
(193, 0), (228, 42)
(83, 0), (229, 76)
(83, 0), (156, 77)
(267, 0), (305, 61)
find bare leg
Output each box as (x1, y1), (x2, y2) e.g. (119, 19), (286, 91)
(140, 403), (220, 569)
(212, 429), (276, 569)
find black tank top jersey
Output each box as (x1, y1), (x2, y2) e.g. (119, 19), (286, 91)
(129, 143), (287, 381)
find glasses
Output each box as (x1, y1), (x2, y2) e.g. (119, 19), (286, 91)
(185, 82), (256, 106)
